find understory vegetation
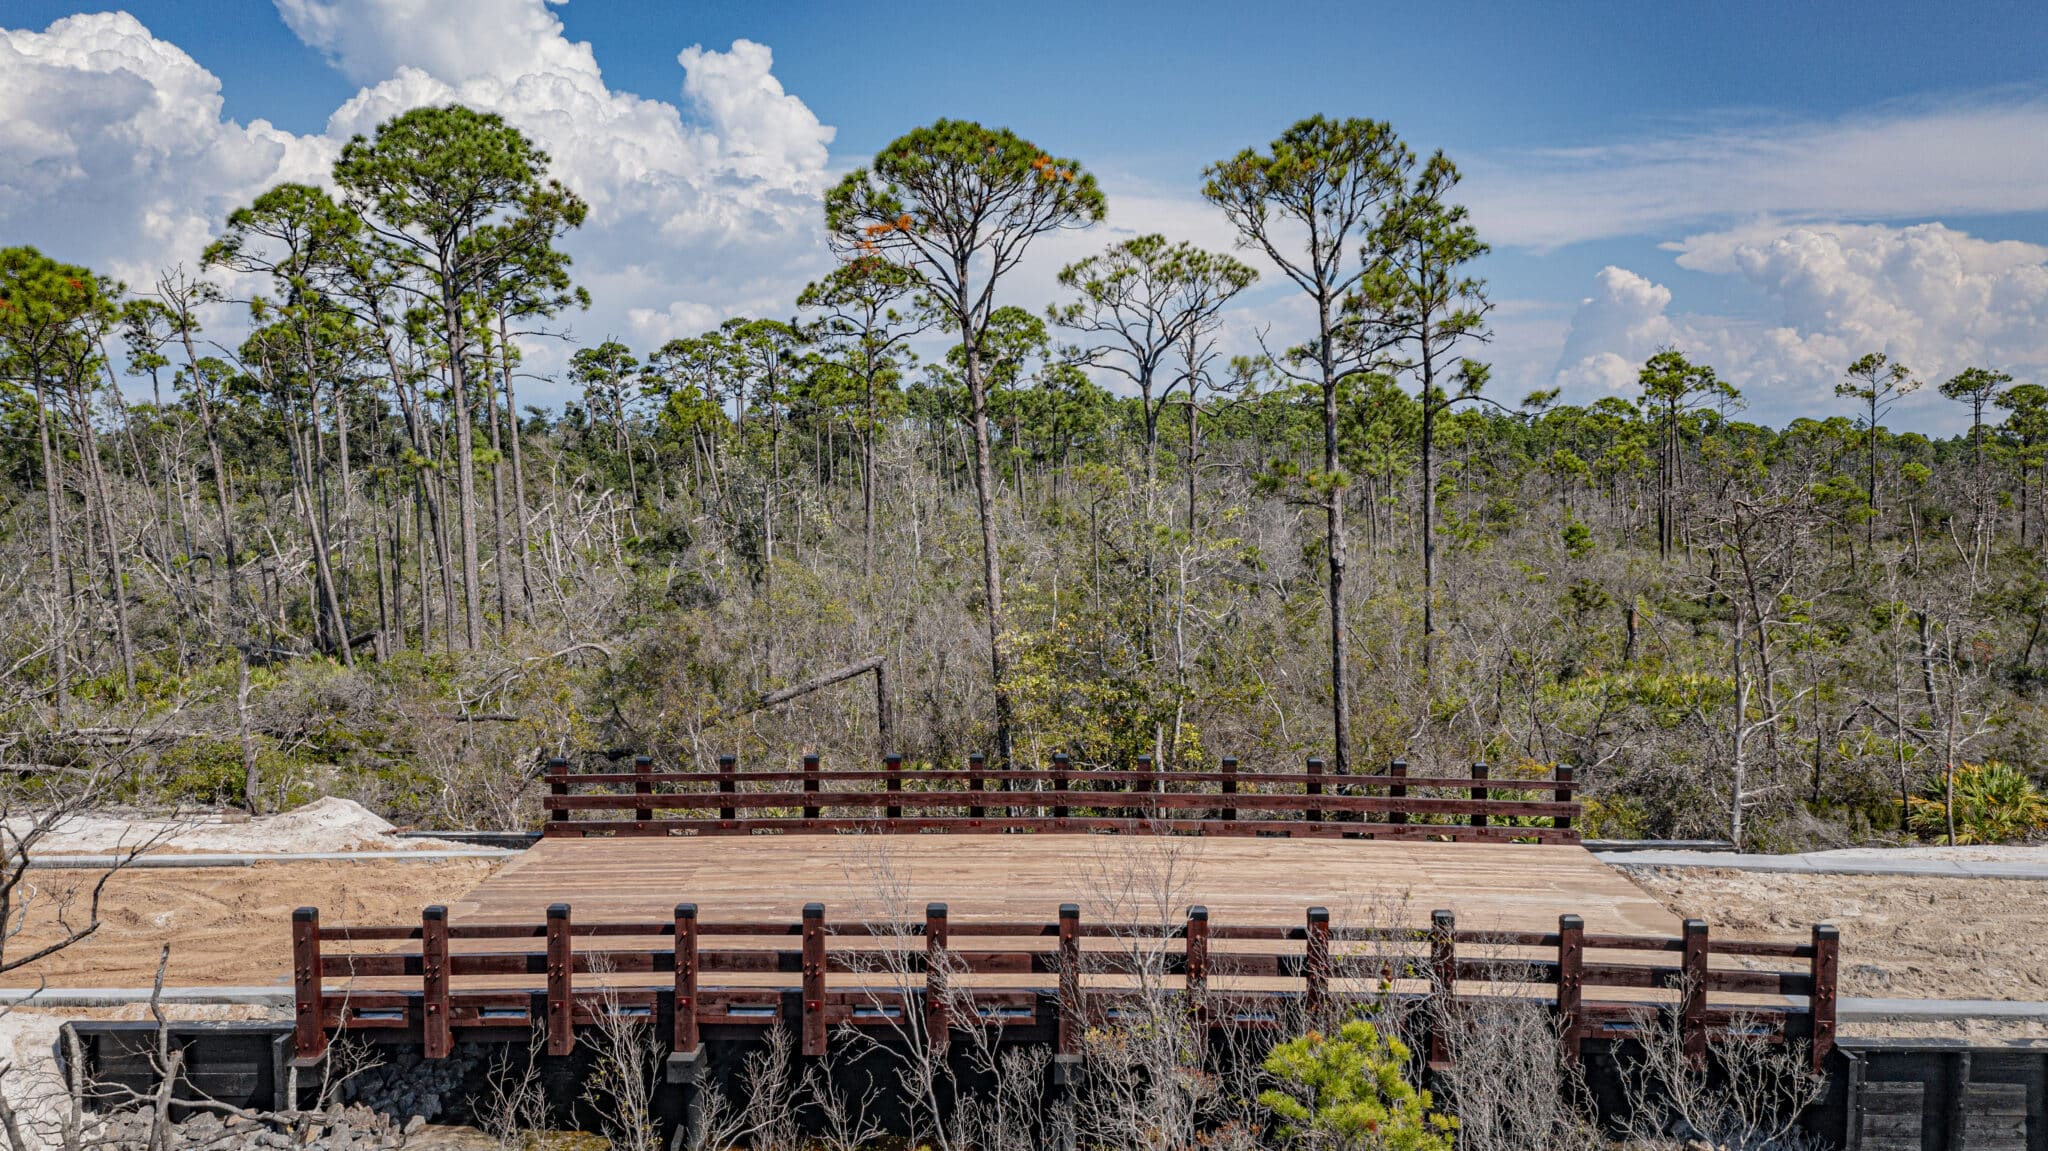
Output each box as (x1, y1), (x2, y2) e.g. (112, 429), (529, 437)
(2, 109), (2046, 850)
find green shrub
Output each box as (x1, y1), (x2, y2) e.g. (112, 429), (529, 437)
(155, 738), (255, 806)
(1908, 761), (2048, 844)
(153, 737), (311, 809)
(1258, 1019), (1456, 1150)
(1580, 793), (1651, 840)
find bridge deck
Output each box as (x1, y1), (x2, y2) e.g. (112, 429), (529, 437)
(450, 834), (1675, 935)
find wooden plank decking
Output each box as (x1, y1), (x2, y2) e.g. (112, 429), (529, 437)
(296, 835), (1833, 1070)
(449, 834), (1676, 936)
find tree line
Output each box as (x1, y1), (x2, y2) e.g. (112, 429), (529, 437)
(2, 107), (2043, 848)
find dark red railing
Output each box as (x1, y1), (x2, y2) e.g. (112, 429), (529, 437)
(540, 754), (1581, 843)
(291, 903), (1835, 1074)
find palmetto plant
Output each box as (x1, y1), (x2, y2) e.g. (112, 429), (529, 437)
(1908, 761), (2048, 845)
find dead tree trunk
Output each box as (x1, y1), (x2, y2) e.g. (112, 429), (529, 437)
(727, 655), (894, 753)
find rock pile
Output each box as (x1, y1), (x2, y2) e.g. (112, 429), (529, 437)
(89, 1102), (414, 1151)
(336, 1045), (485, 1123)
(82, 1045), (489, 1151)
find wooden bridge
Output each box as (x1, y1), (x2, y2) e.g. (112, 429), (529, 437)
(288, 753), (1838, 1081)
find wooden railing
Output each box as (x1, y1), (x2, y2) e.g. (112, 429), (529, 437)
(290, 903), (1836, 1075)
(540, 754), (1581, 843)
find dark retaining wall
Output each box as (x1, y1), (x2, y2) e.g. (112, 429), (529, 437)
(64, 1022), (2048, 1149)
(1835, 1040), (2048, 1150)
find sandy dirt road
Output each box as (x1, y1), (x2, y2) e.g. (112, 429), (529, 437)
(1621, 864), (2048, 1002)
(0, 858), (500, 988)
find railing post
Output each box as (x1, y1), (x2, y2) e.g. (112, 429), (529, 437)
(422, 906), (451, 1059)
(1304, 907), (1332, 1017)
(291, 907), (327, 1065)
(718, 754), (737, 821)
(803, 753), (821, 820)
(1557, 914), (1584, 1065)
(1388, 760), (1408, 826)
(633, 754), (655, 827)
(1185, 906), (1209, 1058)
(1305, 757), (1325, 824)
(1057, 903), (1082, 1060)
(802, 903), (827, 1056)
(1681, 919), (1709, 1069)
(1132, 755), (1154, 821)
(885, 753), (903, 820)
(547, 757), (569, 831)
(1220, 757), (1238, 822)
(968, 753), (986, 820)
(1428, 909), (1456, 1067)
(546, 903), (574, 1056)
(1469, 762), (1489, 829)
(1809, 924), (1838, 1074)
(1051, 752), (1070, 820)
(674, 903), (699, 1056)
(1553, 764), (1574, 833)
(926, 903), (950, 1054)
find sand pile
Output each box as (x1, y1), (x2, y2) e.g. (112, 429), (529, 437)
(7, 797), (471, 856)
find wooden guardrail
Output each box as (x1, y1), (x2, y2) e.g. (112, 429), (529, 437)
(290, 904), (1836, 1075)
(539, 755), (1581, 843)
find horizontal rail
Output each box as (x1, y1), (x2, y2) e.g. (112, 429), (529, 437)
(542, 790), (1576, 817)
(317, 923), (1805, 953)
(537, 769), (1569, 791)
(321, 950), (1819, 994)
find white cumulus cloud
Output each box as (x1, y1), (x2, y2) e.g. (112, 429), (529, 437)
(0, 2), (837, 389)
(1554, 267), (1679, 394)
(292, 0), (838, 359)
(1553, 223), (2048, 428)
(275, 0), (590, 87)
(0, 12), (328, 286)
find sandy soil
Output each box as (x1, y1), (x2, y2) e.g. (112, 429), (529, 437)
(0, 858), (500, 988)
(1620, 864), (2048, 1002)
(5, 797), (472, 856)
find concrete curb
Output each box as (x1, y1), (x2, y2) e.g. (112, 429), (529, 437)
(0, 986), (291, 1007)
(396, 830), (539, 849)
(1841, 997), (2048, 1023)
(24, 849), (518, 870)
(1583, 840), (1736, 853)
(1600, 851), (2048, 881)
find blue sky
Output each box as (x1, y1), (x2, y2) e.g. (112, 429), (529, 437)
(22, 1), (2044, 153)
(6, 0), (2048, 429)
